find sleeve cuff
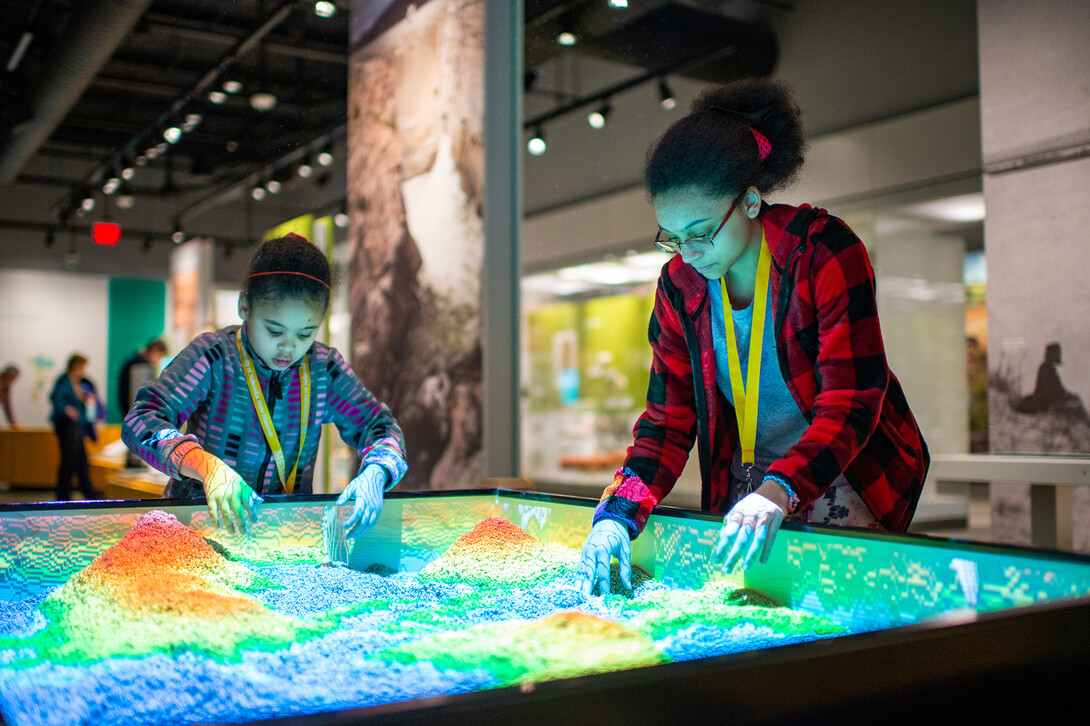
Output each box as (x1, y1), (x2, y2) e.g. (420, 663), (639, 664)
(166, 439), (202, 479)
(360, 437), (408, 490)
(591, 467), (658, 539)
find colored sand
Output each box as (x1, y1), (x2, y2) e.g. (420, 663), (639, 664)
(0, 511), (330, 666)
(418, 515), (580, 587)
(0, 513), (848, 725)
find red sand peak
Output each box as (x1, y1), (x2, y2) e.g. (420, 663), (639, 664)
(445, 516), (539, 555)
(68, 510), (260, 617)
(87, 510), (219, 576)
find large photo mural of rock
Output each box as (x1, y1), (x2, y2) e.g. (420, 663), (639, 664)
(348, 0), (484, 489)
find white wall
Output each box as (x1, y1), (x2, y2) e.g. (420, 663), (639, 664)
(0, 269), (109, 428)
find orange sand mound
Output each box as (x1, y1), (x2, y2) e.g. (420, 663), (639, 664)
(443, 516), (540, 557)
(65, 510), (261, 618)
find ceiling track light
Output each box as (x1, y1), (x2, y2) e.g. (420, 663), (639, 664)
(587, 101), (611, 130)
(658, 77), (676, 110)
(317, 143), (334, 167)
(297, 155), (314, 178)
(314, 1), (336, 18)
(527, 127), (546, 156)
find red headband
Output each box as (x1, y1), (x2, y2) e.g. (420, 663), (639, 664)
(709, 105), (772, 163)
(248, 270), (330, 289)
(750, 127), (772, 162)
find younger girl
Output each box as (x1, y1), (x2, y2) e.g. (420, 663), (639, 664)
(123, 234), (407, 536)
(578, 78), (930, 594)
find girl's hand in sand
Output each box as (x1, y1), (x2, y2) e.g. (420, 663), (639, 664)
(181, 449), (262, 534)
(712, 491), (784, 572)
(576, 518), (632, 597)
(337, 464), (387, 538)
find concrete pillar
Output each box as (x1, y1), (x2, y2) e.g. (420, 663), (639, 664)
(978, 0), (1090, 547)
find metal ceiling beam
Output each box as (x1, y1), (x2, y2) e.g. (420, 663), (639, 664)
(0, 0), (155, 183)
(139, 15), (346, 64)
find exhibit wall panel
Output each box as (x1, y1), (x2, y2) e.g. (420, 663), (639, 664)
(348, 0), (485, 491)
(105, 278), (167, 424)
(0, 269), (109, 429)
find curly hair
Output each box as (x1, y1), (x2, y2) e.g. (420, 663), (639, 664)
(242, 234), (331, 309)
(645, 77), (807, 201)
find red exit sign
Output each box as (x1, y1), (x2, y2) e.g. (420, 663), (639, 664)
(93, 222), (121, 245)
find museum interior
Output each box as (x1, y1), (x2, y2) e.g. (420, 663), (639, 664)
(0, 1), (1088, 721)
(0, 0), (1087, 547)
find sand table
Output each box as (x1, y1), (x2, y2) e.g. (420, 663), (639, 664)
(0, 511), (847, 725)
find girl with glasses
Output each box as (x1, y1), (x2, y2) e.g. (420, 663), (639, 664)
(578, 77), (929, 595)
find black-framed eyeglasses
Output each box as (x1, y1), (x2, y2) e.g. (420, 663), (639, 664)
(653, 191), (745, 254)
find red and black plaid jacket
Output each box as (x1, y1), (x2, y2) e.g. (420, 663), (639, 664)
(595, 203), (930, 536)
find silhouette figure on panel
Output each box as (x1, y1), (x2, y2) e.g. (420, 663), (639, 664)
(1015, 343), (1090, 423)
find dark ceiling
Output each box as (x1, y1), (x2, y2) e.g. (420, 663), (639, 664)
(0, 0), (776, 247)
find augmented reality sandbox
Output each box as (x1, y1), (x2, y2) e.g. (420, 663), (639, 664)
(1, 490), (1089, 725)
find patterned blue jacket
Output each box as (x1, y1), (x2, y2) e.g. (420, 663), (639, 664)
(122, 325), (407, 497)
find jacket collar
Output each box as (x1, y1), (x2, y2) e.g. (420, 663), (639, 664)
(663, 202), (820, 318)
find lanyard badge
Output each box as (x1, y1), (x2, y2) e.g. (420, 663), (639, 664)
(721, 229), (772, 488)
(236, 333), (310, 494)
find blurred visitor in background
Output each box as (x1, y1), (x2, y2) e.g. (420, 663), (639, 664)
(0, 365), (19, 429)
(49, 354), (103, 501)
(966, 337), (988, 452)
(117, 339), (168, 415)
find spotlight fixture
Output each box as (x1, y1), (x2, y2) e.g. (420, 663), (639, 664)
(250, 92), (277, 112)
(135, 153), (148, 167)
(334, 211), (348, 228)
(208, 90), (227, 105)
(185, 112), (203, 127)
(144, 146), (160, 160)
(251, 185), (267, 201)
(155, 142), (169, 155)
(609, 0), (629, 6)
(116, 183), (135, 209)
(222, 78), (243, 94)
(102, 168), (122, 195)
(171, 223), (186, 244)
(120, 158), (135, 180)
(297, 156), (314, 178)
(557, 32), (577, 46)
(79, 190), (95, 212)
(658, 77), (676, 110)
(314, 1), (336, 18)
(527, 127), (546, 156)
(317, 144), (334, 167)
(587, 101), (611, 130)
(163, 126), (183, 144)
(266, 178), (282, 194)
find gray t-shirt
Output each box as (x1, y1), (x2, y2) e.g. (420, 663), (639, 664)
(708, 279), (810, 503)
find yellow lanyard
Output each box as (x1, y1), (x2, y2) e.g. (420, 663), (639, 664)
(235, 332), (310, 494)
(721, 229), (772, 482)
